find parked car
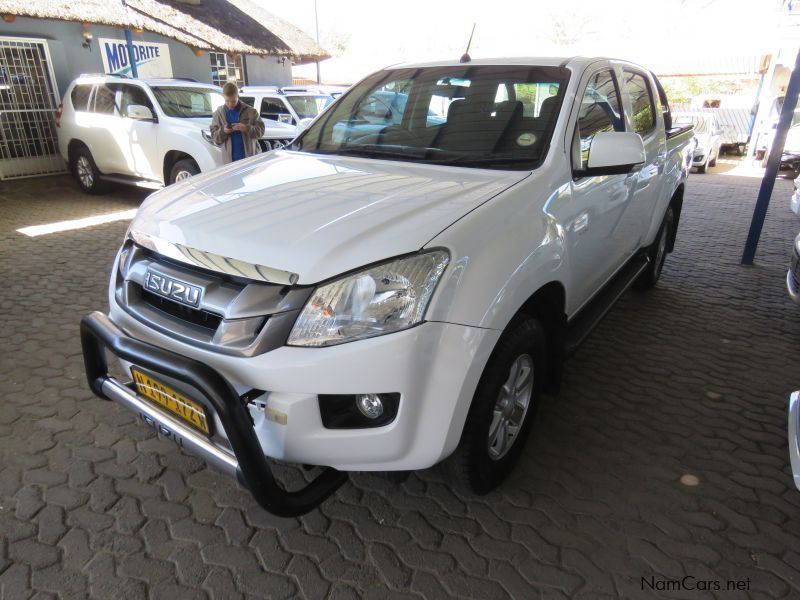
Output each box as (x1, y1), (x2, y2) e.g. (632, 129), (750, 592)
(788, 233), (800, 305)
(239, 86), (335, 148)
(790, 391), (800, 490)
(80, 57), (693, 516)
(56, 74), (294, 193)
(673, 111), (722, 173)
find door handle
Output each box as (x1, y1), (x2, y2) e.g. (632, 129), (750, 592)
(573, 212), (589, 233)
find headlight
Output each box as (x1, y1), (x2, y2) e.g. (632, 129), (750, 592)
(287, 250), (449, 347)
(202, 129), (220, 146)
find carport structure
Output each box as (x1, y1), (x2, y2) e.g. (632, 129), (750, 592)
(1, 169), (799, 597)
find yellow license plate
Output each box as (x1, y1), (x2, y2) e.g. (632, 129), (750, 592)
(131, 368), (210, 435)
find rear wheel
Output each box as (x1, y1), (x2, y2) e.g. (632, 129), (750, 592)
(636, 205), (674, 289)
(169, 158), (200, 184)
(71, 146), (109, 194)
(446, 317), (546, 495)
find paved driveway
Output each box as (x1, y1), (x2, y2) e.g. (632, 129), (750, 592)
(1, 171), (799, 599)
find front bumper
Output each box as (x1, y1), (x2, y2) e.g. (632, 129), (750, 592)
(81, 311), (347, 517)
(107, 293), (500, 472)
(789, 391), (800, 491)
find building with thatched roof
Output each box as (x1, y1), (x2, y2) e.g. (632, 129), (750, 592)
(0, 0), (329, 94)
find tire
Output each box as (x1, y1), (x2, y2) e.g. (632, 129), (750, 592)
(445, 317), (547, 495)
(169, 158), (200, 185)
(71, 146), (109, 194)
(697, 162), (707, 174)
(708, 149), (717, 168)
(636, 205), (674, 289)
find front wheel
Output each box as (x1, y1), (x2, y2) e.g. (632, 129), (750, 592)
(636, 205), (674, 289)
(445, 317), (547, 495)
(169, 158), (200, 185)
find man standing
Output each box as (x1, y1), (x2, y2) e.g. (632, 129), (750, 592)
(210, 81), (265, 163)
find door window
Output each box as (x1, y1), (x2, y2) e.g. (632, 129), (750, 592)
(71, 84), (92, 112)
(240, 96), (255, 107)
(119, 85), (153, 117)
(574, 70), (624, 170)
(622, 71), (655, 136)
(93, 84), (119, 115)
(260, 98), (292, 123)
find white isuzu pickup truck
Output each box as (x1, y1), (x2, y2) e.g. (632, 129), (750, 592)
(81, 57), (694, 516)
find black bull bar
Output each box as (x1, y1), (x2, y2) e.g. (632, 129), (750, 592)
(80, 311), (348, 517)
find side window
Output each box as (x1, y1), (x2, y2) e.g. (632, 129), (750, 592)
(574, 70), (624, 170)
(260, 98), (292, 122)
(240, 96), (255, 107)
(93, 84), (119, 116)
(623, 71), (655, 136)
(70, 84), (92, 112)
(119, 85), (152, 117)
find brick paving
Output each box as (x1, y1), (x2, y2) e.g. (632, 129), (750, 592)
(1, 168), (799, 599)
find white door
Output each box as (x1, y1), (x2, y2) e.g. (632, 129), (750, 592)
(566, 66), (638, 311)
(617, 67), (664, 250)
(85, 82), (129, 175)
(118, 84), (160, 180)
(0, 37), (66, 179)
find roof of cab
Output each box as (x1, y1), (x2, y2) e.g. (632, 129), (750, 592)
(73, 75), (220, 89)
(383, 56), (647, 72)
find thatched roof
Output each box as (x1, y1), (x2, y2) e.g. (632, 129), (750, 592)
(0, 0), (329, 64)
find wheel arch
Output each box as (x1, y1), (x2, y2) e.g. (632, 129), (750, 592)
(666, 183), (684, 253)
(66, 139), (89, 165)
(163, 150), (197, 184)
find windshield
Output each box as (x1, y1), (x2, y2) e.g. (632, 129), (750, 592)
(287, 94), (334, 119)
(292, 65), (568, 169)
(152, 86), (224, 118)
(674, 114), (710, 134)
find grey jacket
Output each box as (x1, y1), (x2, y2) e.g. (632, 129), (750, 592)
(209, 102), (266, 162)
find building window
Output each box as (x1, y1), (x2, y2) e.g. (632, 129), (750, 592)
(210, 52), (245, 87)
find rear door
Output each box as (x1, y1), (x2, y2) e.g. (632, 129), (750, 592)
(617, 67), (664, 250)
(85, 82), (128, 175)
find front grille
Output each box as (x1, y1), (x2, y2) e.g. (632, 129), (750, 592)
(140, 289), (222, 332)
(115, 241), (313, 357)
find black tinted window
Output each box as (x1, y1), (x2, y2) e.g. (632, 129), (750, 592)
(119, 85), (152, 115)
(240, 96), (255, 107)
(70, 84), (92, 111)
(575, 70), (623, 169)
(260, 98), (290, 120)
(93, 84), (118, 115)
(623, 71), (655, 135)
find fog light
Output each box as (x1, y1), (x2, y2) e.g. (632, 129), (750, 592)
(356, 393), (384, 419)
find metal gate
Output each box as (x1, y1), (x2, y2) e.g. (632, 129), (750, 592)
(0, 37), (66, 180)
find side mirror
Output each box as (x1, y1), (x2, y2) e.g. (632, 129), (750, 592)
(125, 104), (155, 121)
(584, 131), (646, 175)
(296, 117), (314, 134)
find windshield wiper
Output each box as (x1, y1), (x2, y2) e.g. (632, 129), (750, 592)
(428, 153), (537, 168)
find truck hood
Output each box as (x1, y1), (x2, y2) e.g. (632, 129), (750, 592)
(131, 150), (528, 283)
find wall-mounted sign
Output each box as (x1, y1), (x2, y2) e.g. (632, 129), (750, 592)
(99, 38), (173, 78)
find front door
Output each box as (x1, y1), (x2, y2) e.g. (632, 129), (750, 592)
(566, 66), (637, 312)
(0, 37), (65, 180)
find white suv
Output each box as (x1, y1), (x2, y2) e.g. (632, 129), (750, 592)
(239, 86), (335, 147)
(57, 75), (296, 193)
